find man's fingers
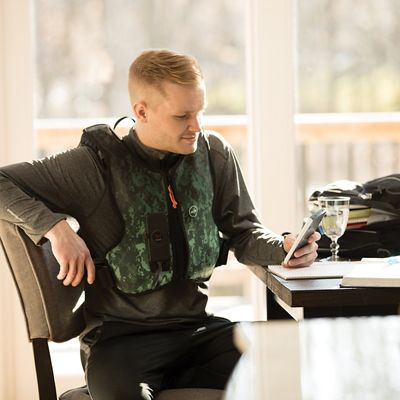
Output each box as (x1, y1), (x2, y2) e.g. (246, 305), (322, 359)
(308, 231), (321, 242)
(71, 255), (96, 286)
(286, 241), (319, 267)
(71, 258), (85, 287)
(58, 256), (96, 286)
(287, 251), (318, 267)
(293, 241), (318, 259)
(86, 257), (96, 285)
(62, 263), (77, 286)
(57, 263), (69, 280)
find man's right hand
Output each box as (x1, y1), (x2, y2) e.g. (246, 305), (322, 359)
(44, 219), (95, 286)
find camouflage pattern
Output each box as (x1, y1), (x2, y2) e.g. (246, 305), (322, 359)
(106, 156), (174, 294)
(175, 141), (220, 281)
(82, 126), (220, 294)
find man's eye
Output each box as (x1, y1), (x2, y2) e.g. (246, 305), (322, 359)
(175, 115), (187, 119)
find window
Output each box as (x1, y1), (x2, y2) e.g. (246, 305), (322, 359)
(297, 0), (400, 113)
(295, 0), (400, 214)
(34, 0), (245, 119)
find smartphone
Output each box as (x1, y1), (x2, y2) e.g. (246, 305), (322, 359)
(283, 208), (326, 264)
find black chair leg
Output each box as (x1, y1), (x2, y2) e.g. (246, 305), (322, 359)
(32, 338), (58, 400)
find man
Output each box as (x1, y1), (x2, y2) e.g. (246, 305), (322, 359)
(0, 49), (319, 399)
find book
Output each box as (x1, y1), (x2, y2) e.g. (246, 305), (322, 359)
(341, 257), (400, 287)
(347, 222), (368, 229)
(348, 207), (371, 219)
(268, 261), (364, 280)
(349, 204), (369, 210)
(347, 217), (369, 229)
(347, 209), (370, 229)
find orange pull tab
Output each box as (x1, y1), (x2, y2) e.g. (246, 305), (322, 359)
(167, 185), (178, 209)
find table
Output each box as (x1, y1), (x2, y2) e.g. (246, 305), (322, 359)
(224, 317), (400, 400)
(249, 265), (400, 320)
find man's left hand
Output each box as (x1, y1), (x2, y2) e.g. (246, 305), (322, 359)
(282, 232), (321, 268)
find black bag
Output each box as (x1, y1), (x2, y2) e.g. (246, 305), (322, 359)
(309, 174), (400, 259)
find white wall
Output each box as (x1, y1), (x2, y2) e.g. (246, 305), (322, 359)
(0, 0), (38, 398)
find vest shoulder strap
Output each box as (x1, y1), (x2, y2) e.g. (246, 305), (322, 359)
(77, 123), (127, 276)
(79, 124), (129, 163)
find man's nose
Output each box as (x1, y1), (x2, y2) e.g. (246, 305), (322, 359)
(188, 116), (202, 132)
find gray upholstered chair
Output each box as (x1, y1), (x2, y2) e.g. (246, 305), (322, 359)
(0, 219), (224, 400)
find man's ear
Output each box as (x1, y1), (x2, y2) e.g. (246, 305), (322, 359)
(133, 102), (148, 122)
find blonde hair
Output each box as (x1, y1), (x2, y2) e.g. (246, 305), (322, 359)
(128, 49), (203, 103)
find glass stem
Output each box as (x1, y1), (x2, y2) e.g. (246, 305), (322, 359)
(330, 238), (339, 261)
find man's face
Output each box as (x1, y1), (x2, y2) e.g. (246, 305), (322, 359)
(143, 81), (206, 155)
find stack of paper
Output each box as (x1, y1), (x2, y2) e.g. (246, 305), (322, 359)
(268, 261), (362, 280)
(268, 257), (400, 287)
(341, 257), (400, 287)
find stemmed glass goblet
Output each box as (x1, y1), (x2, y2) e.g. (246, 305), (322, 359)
(318, 196), (350, 261)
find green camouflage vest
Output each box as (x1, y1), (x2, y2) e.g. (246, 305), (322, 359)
(81, 125), (221, 294)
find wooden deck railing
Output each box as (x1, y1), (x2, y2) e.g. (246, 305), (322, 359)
(295, 113), (400, 213)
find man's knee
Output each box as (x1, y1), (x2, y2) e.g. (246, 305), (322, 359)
(87, 359), (160, 400)
(88, 380), (159, 400)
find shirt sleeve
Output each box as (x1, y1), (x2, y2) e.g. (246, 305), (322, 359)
(207, 131), (286, 266)
(0, 146), (106, 244)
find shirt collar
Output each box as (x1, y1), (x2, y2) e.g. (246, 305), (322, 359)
(123, 128), (181, 170)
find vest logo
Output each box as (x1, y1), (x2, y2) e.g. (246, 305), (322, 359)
(189, 205), (198, 218)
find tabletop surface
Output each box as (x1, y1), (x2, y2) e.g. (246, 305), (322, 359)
(250, 264), (400, 307)
(224, 316), (400, 400)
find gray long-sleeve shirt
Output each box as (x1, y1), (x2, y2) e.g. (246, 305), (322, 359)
(0, 128), (285, 333)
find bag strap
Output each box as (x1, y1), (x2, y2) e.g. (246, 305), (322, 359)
(113, 115), (135, 130)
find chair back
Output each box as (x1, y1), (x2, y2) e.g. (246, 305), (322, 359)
(0, 219), (85, 343)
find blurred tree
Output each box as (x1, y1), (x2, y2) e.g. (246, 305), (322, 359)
(34, 0), (246, 118)
(297, 0), (400, 113)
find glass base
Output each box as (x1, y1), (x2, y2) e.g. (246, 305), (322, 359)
(318, 256), (352, 262)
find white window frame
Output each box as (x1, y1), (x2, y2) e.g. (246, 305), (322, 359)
(246, 0), (297, 319)
(0, 1), (37, 399)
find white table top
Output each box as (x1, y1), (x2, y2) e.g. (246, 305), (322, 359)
(224, 316), (400, 400)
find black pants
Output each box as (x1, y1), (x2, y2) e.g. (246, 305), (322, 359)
(86, 317), (241, 400)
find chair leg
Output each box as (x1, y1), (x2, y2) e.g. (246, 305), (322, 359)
(32, 338), (58, 400)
